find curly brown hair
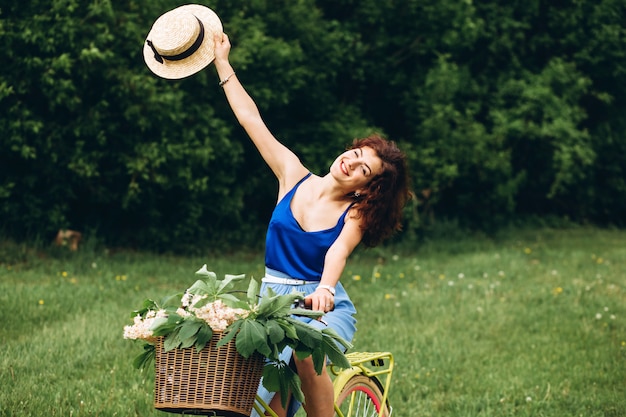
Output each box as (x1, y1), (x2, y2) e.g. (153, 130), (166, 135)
(348, 134), (412, 247)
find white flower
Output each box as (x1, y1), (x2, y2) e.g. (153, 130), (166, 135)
(181, 291), (192, 307)
(181, 291), (208, 308)
(176, 307), (191, 317)
(123, 309), (166, 341)
(190, 299), (249, 331)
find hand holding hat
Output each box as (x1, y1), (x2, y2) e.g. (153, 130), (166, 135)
(143, 4), (223, 79)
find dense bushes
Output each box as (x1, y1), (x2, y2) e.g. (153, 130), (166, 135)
(1, 0), (624, 251)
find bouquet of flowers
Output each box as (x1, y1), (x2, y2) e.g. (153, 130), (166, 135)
(124, 265), (351, 406)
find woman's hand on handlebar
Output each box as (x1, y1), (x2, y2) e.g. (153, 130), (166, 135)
(307, 287), (334, 313)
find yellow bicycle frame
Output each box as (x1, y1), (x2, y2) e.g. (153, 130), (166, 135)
(331, 352), (394, 417)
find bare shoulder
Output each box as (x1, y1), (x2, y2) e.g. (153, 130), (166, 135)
(276, 164), (312, 201)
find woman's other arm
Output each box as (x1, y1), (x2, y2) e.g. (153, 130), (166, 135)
(309, 217), (363, 311)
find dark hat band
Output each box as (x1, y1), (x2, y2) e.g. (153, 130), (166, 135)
(147, 17), (205, 65)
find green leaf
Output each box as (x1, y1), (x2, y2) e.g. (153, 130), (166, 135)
(195, 325), (213, 352)
(132, 343), (155, 369)
(178, 320), (203, 341)
(320, 333), (350, 369)
(217, 320), (242, 348)
(246, 278), (260, 304)
(150, 315), (180, 336)
(291, 319), (323, 348)
(290, 307), (324, 319)
(236, 320), (271, 358)
(161, 293), (184, 308)
(321, 327), (353, 352)
(265, 320), (285, 344)
(310, 347), (326, 375)
(270, 343), (282, 361)
(275, 318), (299, 340)
(195, 265), (216, 279)
(256, 292), (302, 319)
(222, 298), (250, 310)
(217, 293), (240, 304)
(217, 273), (246, 293)
(179, 335), (197, 349)
(287, 367), (304, 405)
(293, 344), (315, 361)
(163, 330), (181, 351)
(131, 299), (158, 318)
(261, 362), (283, 393)
(261, 361), (304, 408)
(187, 279), (216, 297)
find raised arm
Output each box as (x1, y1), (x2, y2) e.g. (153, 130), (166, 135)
(213, 33), (307, 192)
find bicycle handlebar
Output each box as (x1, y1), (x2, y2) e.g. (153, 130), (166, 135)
(293, 297), (313, 310)
(293, 297), (336, 313)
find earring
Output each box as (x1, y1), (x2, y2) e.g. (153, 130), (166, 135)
(354, 191), (361, 198)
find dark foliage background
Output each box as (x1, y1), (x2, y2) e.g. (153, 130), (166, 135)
(1, 0), (625, 252)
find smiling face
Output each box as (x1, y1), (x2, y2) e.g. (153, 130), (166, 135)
(330, 146), (384, 193)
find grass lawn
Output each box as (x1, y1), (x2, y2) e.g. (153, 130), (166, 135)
(1, 227), (625, 416)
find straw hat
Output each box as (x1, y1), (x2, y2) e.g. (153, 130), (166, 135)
(143, 4), (223, 79)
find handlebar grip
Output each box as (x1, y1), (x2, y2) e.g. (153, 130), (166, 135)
(293, 297), (313, 309)
(294, 297), (334, 312)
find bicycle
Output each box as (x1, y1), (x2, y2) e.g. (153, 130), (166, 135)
(252, 300), (395, 417)
(251, 350), (394, 417)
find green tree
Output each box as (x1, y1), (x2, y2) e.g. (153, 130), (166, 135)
(1, 0), (625, 251)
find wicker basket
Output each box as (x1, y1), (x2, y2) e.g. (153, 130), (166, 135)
(154, 332), (264, 417)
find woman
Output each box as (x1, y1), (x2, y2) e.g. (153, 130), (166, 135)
(213, 33), (411, 417)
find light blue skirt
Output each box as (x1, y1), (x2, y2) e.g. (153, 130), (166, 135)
(251, 274), (357, 417)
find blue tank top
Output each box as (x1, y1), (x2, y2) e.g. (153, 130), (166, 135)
(265, 173), (352, 281)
